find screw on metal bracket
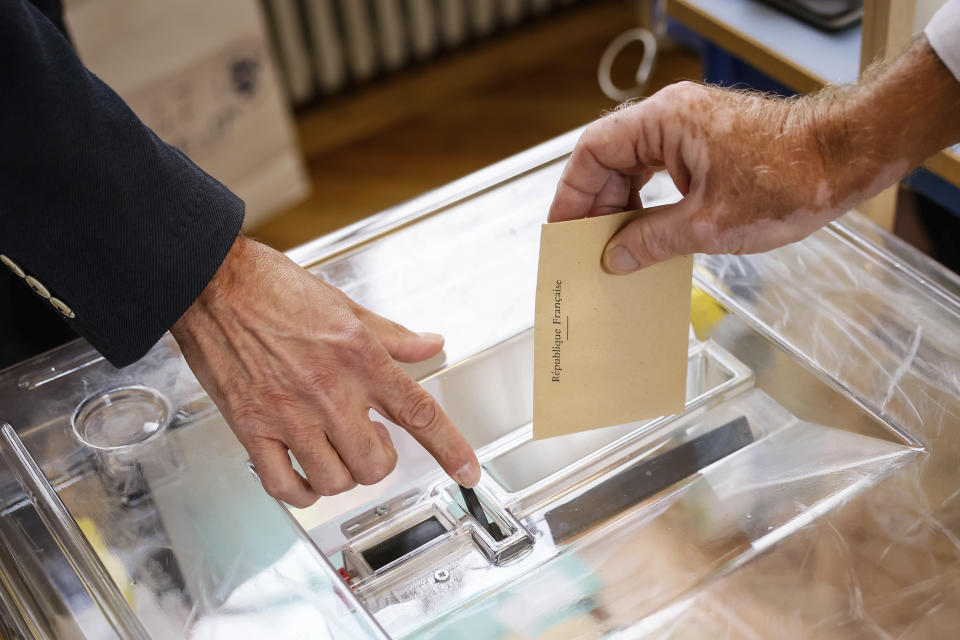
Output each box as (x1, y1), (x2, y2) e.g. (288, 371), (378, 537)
(433, 569), (450, 583)
(374, 504), (389, 517)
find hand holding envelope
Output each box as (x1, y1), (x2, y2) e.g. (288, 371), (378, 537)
(533, 209), (692, 439)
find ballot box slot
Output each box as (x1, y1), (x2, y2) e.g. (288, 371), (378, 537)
(360, 517), (447, 572)
(544, 416), (754, 544)
(340, 499), (455, 580)
(482, 340), (754, 499)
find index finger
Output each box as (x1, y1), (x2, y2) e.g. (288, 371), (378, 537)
(375, 364), (480, 487)
(548, 113), (657, 223)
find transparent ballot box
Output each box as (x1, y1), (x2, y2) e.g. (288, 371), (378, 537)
(1, 130), (958, 638)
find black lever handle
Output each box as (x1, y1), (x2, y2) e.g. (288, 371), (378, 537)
(460, 486), (506, 541)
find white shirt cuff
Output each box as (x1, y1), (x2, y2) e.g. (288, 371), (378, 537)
(925, 0), (960, 82)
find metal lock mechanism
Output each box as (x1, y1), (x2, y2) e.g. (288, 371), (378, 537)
(336, 481), (534, 584)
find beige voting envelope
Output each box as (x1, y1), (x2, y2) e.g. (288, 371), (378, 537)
(534, 210), (693, 439)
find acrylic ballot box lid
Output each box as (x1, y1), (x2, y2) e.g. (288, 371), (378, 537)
(1, 129), (958, 639)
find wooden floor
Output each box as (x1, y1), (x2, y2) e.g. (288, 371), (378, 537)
(249, 2), (701, 250)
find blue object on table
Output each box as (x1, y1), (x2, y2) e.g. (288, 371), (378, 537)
(667, 19), (800, 95)
(905, 168), (960, 218)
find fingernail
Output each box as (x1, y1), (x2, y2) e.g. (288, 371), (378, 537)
(604, 245), (639, 274)
(454, 461), (481, 488)
(418, 331), (444, 342)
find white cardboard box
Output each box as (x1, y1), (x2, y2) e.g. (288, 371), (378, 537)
(64, 0), (310, 230)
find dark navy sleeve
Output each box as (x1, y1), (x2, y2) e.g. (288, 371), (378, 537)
(0, 0), (245, 367)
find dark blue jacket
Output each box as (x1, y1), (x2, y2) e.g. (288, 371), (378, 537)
(0, 0), (244, 368)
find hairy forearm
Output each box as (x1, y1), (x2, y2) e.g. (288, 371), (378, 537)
(816, 36), (960, 205)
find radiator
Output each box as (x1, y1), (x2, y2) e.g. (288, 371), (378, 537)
(262, 0), (581, 105)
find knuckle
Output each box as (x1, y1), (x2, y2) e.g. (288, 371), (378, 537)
(672, 80), (700, 98)
(262, 389), (302, 415)
(281, 420), (317, 448)
(399, 392), (439, 432)
(230, 387), (299, 439)
(350, 468), (379, 486)
(261, 474), (293, 501)
(628, 221), (669, 264)
(320, 474), (356, 496)
(303, 452), (356, 496)
(689, 215), (721, 253)
(578, 119), (610, 151)
(336, 320), (372, 350)
(293, 363), (340, 393)
(353, 459), (392, 486)
(344, 321), (372, 347)
(229, 398), (262, 428)
(654, 82), (681, 103)
(234, 418), (277, 445)
(351, 427), (378, 459)
(579, 118), (600, 139)
(339, 326), (388, 370)
(353, 447), (398, 486)
(658, 80), (705, 110)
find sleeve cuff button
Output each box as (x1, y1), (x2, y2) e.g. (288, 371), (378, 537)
(24, 276), (51, 299)
(0, 255), (25, 279)
(49, 297), (75, 319)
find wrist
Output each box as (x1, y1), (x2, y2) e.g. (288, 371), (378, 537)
(793, 45), (929, 212)
(171, 234), (251, 341)
(834, 38), (960, 190)
(773, 95), (857, 213)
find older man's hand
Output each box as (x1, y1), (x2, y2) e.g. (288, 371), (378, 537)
(171, 235), (480, 508)
(549, 81), (869, 272)
(549, 37), (960, 272)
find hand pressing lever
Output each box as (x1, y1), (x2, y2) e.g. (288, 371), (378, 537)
(172, 235), (481, 508)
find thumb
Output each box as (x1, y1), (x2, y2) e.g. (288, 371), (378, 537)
(354, 306), (445, 363)
(602, 203), (696, 273)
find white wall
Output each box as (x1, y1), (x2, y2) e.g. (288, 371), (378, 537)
(915, 0), (949, 33)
